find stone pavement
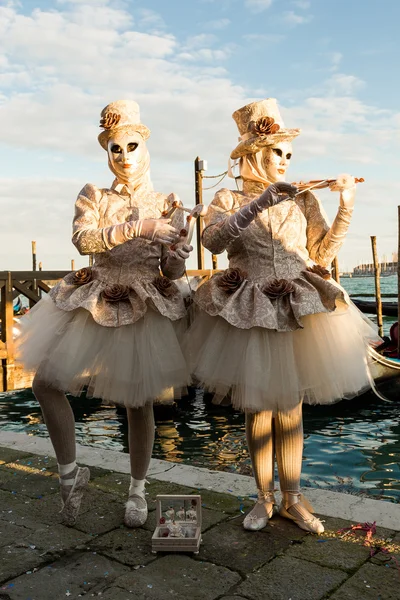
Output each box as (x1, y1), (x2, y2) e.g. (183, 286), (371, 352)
(0, 446), (399, 600)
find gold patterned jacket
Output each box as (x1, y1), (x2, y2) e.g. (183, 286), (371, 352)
(194, 183), (353, 331)
(49, 181), (186, 327)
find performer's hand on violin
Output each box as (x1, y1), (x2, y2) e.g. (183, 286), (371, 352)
(328, 174), (356, 209)
(257, 182), (298, 210)
(167, 242), (193, 262)
(136, 218), (180, 245)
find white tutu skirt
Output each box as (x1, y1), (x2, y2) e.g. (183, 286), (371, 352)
(17, 295), (190, 408)
(185, 303), (379, 413)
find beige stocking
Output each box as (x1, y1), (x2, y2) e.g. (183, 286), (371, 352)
(245, 410), (275, 519)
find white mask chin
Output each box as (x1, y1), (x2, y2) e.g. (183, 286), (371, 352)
(107, 131), (149, 184)
(262, 141), (293, 183)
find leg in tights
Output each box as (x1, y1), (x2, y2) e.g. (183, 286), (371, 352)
(32, 375), (77, 502)
(126, 404), (155, 482)
(124, 404), (155, 527)
(245, 410), (275, 520)
(275, 402), (314, 522)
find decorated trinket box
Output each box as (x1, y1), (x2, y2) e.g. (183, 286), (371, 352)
(151, 494), (202, 553)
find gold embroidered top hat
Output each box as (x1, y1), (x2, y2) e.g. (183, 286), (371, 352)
(98, 99), (151, 150)
(230, 98), (300, 160)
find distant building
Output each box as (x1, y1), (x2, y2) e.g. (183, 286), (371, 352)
(352, 261), (398, 277)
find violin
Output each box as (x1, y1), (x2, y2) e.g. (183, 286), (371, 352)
(162, 196), (208, 248)
(291, 175), (364, 194)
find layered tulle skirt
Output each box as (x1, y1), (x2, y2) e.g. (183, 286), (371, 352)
(185, 302), (379, 413)
(17, 294), (190, 408)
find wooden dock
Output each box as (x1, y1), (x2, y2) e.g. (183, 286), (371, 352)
(0, 269), (215, 393)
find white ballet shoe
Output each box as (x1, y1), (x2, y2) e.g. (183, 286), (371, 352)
(124, 492), (148, 528)
(279, 492), (324, 534)
(243, 491), (275, 531)
(59, 466), (90, 527)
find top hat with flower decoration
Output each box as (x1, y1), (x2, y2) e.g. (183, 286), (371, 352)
(98, 99), (150, 150)
(230, 98), (300, 160)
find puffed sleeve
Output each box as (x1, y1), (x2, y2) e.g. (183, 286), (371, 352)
(201, 188), (235, 255)
(72, 184), (137, 255)
(304, 191), (354, 268)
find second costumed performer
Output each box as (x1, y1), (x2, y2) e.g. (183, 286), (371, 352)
(17, 100), (192, 527)
(187, 98), (379, 534)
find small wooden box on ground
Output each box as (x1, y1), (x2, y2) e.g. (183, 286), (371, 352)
(151, 494), (202, 553)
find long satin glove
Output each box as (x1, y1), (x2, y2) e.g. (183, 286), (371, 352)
(162, 243), (193, 280)
(103, 218), (180, 248)
(225, 182), (298, 238)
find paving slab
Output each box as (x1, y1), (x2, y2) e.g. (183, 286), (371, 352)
(0, 448), (31, 464)
(236, 555), (347, 600)
(24, 524), (92, 557)
(110, 554), (241, 599)
(0, 543), (48, 584)
(2, 552), (129, 600)
(286, 534), (371, 572)
(0, 521), (30, 548)
(90, 527), (157, 566)
(0, 466), (59, 498)
(73, 489), (126, 535)
(197, 521), (293, 572)
(329, 562), (400, 599)
(370, 530), (400, 570)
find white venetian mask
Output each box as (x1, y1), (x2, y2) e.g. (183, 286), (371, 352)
(262, 141), (293, 183)
(107, 130), (148, 183)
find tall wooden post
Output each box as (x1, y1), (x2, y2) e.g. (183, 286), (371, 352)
(371, 236), (383, 338)
(194, 157), (205, 270)
(331, 256), (340, 284)
(31, 241), (37, 271)
(31, 241), (38, 307)
(39, 262), (43, 271)
(1, 272), (15, 391)
(71, 259), (75, 271)
(398, 207), (400, 357)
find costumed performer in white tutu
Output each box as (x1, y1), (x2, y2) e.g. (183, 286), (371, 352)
(17, 100), (193, 527)
(187, 98), (379, 534)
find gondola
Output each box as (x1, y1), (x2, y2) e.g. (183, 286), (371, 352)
(351, 298), (397, 317)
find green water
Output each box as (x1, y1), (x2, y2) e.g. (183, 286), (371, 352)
(0, 276), (399, 503)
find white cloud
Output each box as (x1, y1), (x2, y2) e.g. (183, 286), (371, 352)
(326, 73), (365, 96)
(282, 10), (313, 25)
(244, 0), (274, 13)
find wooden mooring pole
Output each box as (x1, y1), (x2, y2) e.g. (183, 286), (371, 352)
(398, 207), (400, 357)
(194, 157), (205, 270)
(31, 241), (37, 271)
(331, 256), (340, 284)
(371, 235), (383, 338)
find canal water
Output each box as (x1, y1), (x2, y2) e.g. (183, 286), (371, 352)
(1, 276), (399, 503)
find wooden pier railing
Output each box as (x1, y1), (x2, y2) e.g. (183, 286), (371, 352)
(0, 269), (216, 393)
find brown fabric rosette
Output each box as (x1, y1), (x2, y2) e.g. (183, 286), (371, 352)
(217, 268), (247, 294)
(262, 278), (294, 299)
(250, 116), (280, 136)
(307, 265), (331, 280)
(72, 267), (93, 286)
(153, 275), (174, 298)
(102, 284), (130, 302)
(100, 112), (121, 129)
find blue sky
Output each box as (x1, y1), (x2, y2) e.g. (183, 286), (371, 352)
(1, 0), (399, 271)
